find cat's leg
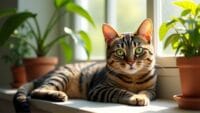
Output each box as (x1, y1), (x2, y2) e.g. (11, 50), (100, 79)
(31, 72), (70, 102)
(88, 84), (152, 106)
(31, 87), (68, 102)
(135, 88), (157, 105)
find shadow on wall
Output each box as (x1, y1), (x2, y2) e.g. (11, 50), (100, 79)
(0, 0), (17, 87)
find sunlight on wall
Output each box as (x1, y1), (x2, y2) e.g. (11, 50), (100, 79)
(87, 0), (146, 59)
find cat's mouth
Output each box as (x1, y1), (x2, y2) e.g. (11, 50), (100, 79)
(129, 65), (135, 70)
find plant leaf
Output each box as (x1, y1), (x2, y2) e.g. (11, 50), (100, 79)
(195, 4), (200, 15)
(54, 0), (72, 9)
(175, 42), (183, 55)
(0, 8), (16, 19)
(173, 0), (197, 15)
(159, 22), (175, 41)
(44, 34), (67, 54)
(64, 27), (79, 43)
(78, 30), (92, 59)
(66, 3), (96, 27)
(164, 33), (180, 49)
(181, 9), (191, 16)
(0, 12), (36, 46)
(59, 38), (73, 63)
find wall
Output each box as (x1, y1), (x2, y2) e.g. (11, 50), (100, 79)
(0, 0), (17, 88)
(0, 0), (61, 87)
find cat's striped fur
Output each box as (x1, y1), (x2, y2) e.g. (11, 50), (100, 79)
(13, 18), (157, 113)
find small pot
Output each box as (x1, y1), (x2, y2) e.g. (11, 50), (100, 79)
(177, 56), (200, 97)
(11, 65), (27, 88)
(23, 57), (58, 81)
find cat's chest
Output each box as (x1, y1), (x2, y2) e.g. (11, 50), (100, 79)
(107, 75), (155, 93)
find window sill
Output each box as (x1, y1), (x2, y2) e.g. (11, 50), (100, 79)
(0, 88), (199, 113)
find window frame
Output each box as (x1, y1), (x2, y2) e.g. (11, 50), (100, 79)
(74, 0), (178, 68)
(148, 0), (177, 67)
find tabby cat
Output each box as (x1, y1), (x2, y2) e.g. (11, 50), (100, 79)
(13, 18), (157, 113)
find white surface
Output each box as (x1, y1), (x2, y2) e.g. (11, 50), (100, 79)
(0, 88), (199, 113)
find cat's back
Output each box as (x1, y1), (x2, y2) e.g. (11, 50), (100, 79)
(58, 61), (106, 98)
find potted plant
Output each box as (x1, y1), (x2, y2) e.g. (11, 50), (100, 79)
(1, 25), (31, 88)
(159, 0), (200, 110)
(0, 0), (94, 81)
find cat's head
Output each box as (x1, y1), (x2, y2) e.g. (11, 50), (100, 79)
(102, 18), (155, 75)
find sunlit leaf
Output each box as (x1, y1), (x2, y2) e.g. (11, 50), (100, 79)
(175, 42), (183, 55)
(164, 33), (180, 49)
(78, 30), (92, 60)
(66, 3), (96, 27)
(64, 27), (78, 43)
(59, 38), (73, 63)
(181, 9), (191, 16)
(195, 4), (200, 15)
(159, 22), (175, 40)
(173, 0), (197, 15)
(54, 0), (71, 8)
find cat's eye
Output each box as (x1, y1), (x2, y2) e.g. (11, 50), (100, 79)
(135, 47), (144, 54)
(116, 49), (124, 56)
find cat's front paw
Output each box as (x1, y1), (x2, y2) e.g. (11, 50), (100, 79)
(129, 94), (150, 106)
(48, 90), (68, 102)
(31, 89), (68, 102)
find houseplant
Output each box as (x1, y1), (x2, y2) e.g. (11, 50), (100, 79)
(159, 0), (200, 110)
(0, 0), (94, 81)
(1, 25), (31, 88)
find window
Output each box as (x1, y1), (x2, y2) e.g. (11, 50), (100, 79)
(75, 0), (147, 60)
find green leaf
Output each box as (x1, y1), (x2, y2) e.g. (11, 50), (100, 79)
(181, 9), (191, 16)
(0, 8), (16, 19)
(195, 4), (200, 16)
(175, 42), (183, 55)
(64, 27), (78, 43)
(78, 30), (92, 59)
(59, 38), (73, 63)
(0, 12), (36, 46)
(66, 3), (96, 27)
(54, 0), (71, 8)
(159, 22), (175, 41)
(164, 33), (180, 49)
(44, 34), (67, 54)
(173, 0), (197, 15)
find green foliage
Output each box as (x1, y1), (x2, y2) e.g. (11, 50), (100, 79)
(66, 3), (96, 27)
(59, 38), (73, 62)
(0, 0), (94, 61)
(78, 30), (92, 60)
(0, 12), (36, 46)
(1, 25), (31, 66)
(0, 8), (16, 19)
(159, 0), (200, 57)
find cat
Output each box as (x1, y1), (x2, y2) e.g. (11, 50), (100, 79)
(13, 18), (157, 113)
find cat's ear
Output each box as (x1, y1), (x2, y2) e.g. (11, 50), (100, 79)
(136, 18), (153, 43)
(102, 24), (119, 44)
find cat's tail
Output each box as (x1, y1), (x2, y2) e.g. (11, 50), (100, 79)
(13, 82), (34, 113)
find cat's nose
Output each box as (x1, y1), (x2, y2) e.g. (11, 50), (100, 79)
(127, 61), (135, 65)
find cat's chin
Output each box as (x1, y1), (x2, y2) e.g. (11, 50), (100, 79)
(118, 68), (138, 75)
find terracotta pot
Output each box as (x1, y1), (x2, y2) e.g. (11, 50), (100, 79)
(11, 65), (27, 88)
(23, 57), (58, 81)
(177, 56), (200, 97)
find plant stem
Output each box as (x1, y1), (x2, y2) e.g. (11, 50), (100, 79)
(42, 9), (57, 40)
(42, 11), (66, 43)
(33, 17), (41, 39)
(26, 21), (38, 39)
(44, 34), (68, 54)
(13, 36), (37, 55)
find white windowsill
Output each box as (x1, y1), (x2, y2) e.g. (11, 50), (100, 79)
(0, 88), (199, 113)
